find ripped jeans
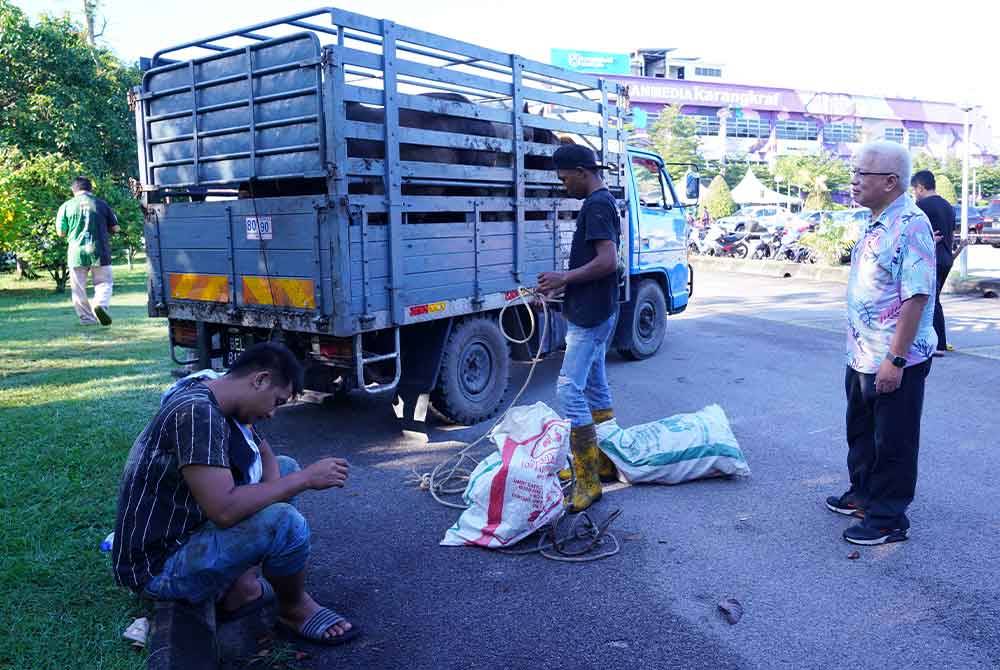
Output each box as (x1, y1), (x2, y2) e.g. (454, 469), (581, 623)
(143, 456), (308, 604)
(556, 312), (617, 427)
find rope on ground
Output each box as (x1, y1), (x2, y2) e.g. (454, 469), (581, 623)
(426, 287), (554, 509)
(498, 508), (623, 563)
(421, 288), (622, 562)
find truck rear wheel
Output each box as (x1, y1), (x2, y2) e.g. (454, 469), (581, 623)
(431, 317), (511, 425)
(618, 279), (667, 361)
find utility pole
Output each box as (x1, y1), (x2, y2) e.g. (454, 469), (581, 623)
(959, 105), (973, 280)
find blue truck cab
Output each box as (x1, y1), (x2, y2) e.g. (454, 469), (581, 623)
(613, 147), (692, 359)
(132, 8), (693, 425)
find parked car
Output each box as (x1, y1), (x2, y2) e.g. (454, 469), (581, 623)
(972, 203), (997, 245)
(716, 206), (802, 234)
(952, 204), (986, 244)
(797, 210), (835, 231)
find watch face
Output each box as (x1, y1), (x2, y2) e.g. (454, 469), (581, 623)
(893, 356), (906, 368)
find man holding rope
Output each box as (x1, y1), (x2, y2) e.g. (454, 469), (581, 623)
(537, 144), (622, 513)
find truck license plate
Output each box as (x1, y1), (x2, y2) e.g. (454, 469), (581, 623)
(246, 216), (272, 240)
(226, 335), (246, 366)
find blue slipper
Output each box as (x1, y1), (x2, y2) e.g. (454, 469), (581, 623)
(278, 607), (360, 646)
(217, 578), (274, 622)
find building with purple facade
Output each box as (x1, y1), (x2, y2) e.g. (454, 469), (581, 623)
(608, 74), (995, 166)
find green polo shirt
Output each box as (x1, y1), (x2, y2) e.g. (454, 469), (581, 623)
(55, 192), (117, 268)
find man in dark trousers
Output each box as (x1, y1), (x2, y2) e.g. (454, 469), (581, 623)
(911, 169), (956, 356)
(828, 141), (936, 546)
(537, 144), (621, 513)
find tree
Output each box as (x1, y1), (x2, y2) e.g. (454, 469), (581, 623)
(702, 153), (753, 190)
(99, 177), (143, 269)
(0, 148), (85, 291)
(0, 1), (142, 284)
(0, 1), (140, 180)
(773, 153), (851, 207)
(936, 174), (958, 204)
(911, 152), (961, 190)
(703, 175), (737, 219)
(82, 0), (106, 46)
(976, 164), (1000, 201)
(648, 105), (703, 182)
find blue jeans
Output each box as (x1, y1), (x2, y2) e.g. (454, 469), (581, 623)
(556, 312), (617, 427)
(144, 456), (309, 604)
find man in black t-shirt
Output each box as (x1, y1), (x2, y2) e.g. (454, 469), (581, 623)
(113, 343), (360, 645)
(911, 170), (955, 355)
(538, 144), (621, 513)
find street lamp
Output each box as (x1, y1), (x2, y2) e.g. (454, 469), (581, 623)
(959, 104), (974, 280)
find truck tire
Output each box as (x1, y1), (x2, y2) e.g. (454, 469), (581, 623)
(618, 279), (667, 361)
(431, 317), (511, 425)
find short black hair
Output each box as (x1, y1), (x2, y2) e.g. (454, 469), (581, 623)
(911, 170), (935, 190)
(72, 176), (92, 192)
(228, 342), (304, 395)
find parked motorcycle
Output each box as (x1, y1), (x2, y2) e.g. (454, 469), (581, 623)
(750, 228), (784, 260)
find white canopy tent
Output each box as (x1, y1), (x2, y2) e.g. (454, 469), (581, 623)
(730, 170), (802, 207)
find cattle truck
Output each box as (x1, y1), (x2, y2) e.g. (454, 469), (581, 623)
(132, 7), (694, 424)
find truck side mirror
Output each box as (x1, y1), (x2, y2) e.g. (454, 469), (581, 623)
(685, 172), (701, 201)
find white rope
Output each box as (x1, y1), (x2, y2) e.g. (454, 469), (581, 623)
(421, 287), (623, 563)
(427, 287), (556, 509)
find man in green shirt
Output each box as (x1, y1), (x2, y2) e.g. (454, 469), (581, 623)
(55, 177), (120, 325)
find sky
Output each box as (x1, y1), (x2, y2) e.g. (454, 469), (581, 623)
(15, 0), (998, 140)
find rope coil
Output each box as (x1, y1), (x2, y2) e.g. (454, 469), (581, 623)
(423, 287), (621, 562)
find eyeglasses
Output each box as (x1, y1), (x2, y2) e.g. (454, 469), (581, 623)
(851, 168), (898, 179)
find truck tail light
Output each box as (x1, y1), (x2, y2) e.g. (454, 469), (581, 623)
(312, 336), (352, 360)
(170, 320), (198, 347)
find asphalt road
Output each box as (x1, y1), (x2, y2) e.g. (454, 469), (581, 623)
(258, 270), (1000, 670)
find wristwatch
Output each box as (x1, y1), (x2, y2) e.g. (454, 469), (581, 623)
(884, 352), (906, 368)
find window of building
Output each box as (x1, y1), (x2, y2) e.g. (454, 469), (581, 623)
(694, 67), (722, 77)
(689, 114), (721, 136)
(823, 123), (861, 143)
(908, 129), (928, 147)
(726, 118), (770, 138)
(884, 127), (905, 143)
(775, 120), (819, 140)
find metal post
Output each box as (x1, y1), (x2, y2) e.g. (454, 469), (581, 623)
(511, 55), (525, 282)
(189, 61), (200, 182)
(381, 20), (405, 323)
(472, 203), (482, 306)
(960, 105), (972, 280)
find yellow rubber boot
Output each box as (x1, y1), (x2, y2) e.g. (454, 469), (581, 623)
(558, 408), (618, 482)
(566, 423), (603, 513)
(591, 408), (619, 482)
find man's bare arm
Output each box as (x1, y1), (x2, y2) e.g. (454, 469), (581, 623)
(182, 457), (348, 528)
(258, 434), (281, 483)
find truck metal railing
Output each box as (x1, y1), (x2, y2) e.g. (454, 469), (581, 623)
(139, 6), (628, 341)
(354, 328), (401, 394)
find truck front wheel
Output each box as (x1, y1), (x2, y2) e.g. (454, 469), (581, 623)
(618, 279), (667, 361)
(431, 317), (511, 425)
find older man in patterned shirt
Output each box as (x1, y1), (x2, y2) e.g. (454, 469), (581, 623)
(826, 141), (937, 546)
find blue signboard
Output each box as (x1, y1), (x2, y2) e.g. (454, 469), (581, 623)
(550, 49), (631, 75)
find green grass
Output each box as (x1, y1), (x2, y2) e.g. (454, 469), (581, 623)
(0, 263), (173, 670)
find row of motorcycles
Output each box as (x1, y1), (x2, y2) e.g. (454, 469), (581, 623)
(688, 223), (818, 263)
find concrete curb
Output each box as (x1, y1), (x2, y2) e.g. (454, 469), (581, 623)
(689, 256), (1000, 296)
